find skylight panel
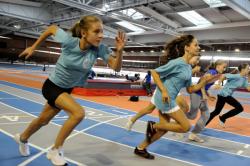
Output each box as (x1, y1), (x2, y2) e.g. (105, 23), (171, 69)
(178, 10), (212, 26)
(115, 21), (145, 32)
(120, 8), (144, 19)
(203, 0), (226, 8)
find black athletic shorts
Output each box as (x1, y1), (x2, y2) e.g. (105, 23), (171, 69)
(42, 79), (73, 108)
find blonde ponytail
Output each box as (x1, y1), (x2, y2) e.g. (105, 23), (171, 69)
(70, 15), (102, 38)
(70, 22), (82, 38)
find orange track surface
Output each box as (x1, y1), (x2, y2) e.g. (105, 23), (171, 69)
(1, 70), (250, 136)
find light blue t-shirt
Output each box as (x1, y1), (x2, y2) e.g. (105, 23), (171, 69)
(49, 28), (112, 88)
(153, 57), (192, 113)
(219, 74), (248, 97)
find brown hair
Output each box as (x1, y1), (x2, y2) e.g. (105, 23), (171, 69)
(70, 15), (102, 38)
(164, 34), (195, 61)
(238, 63), (249, 72)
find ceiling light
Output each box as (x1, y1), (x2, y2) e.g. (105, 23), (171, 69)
(178, 10), (212, 26)
(203, 0), (226, 8)
(115, 21), (145, 32)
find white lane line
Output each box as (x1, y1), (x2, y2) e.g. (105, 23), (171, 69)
(75, 98), (133, 114)
(0, 115), (119, 125)
(0, 115), (30, 119)
(0, 122), (31, 125)
(0, 98), (19, 100)
(1, 85), (250, 160)
(132, 117), (250, 147)
(1, 88), (130, 125)
(2, 87), (250, 146)
(5, 103), (199, 166)
(88, 115), (118, 119)
(1, 81), (133, 114)
(199, 134), (250, 146)
(96, 117), (250, 159)
(17, 116), (127, 166)
(0, 112), (41, 115)
(237, 150), (244, 155)
(0, 97), (127, 166)
(82, 132), (201, 166)
(111, 109), (128, 115)
(0, 81), (250, 139)
(245, 144), (250, 149)
(0, 102), (85, 166)
(0, 119), (73, 125)
(202, 128), (250, 138)
(0, 101), (200, 166)
(2, 88), (250, 153)
(0, 128), (85, 166)
(2, 99), (248, 162)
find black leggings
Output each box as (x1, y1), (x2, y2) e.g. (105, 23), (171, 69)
(206, 95), (243, 125)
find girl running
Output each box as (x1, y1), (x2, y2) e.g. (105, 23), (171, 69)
(15, 15), (126, 165)
(187, 60), (227, 143)
(125, 65), (201, 131)
(134, 35), (215, 159)
(206, 63), (250, 128)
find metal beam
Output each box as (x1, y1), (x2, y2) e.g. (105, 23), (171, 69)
(129, 25), (250, 45)
(0, 10), (118, 40)
(0, 0), (179, 38)
(177, 21), (250, 31)
(200, 40), (250, 45)
(222, 0), (250, 19)
(52, 0), (105, 15)
(14, 32), (55, 42)
(136, 6), (180, 28)
(126, 30), (164, 36)
(0, 0), (42, 7)
(50, 15), (118, 38)
(5, 19), (23, 26)
(211, 8), (231, 23)
(52, 0), (179, 36)
(103, 25), (118, 39)
(163, 5), (210, 15)
(190, 26), (250, 41)
(0, 24), (44, 36)
(86, 0), (93, 5)
(0, 2), (50, 24)
(0, 25), (17, 32)
(105, 0), (159, 13)
(132, 33), (173, 44)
